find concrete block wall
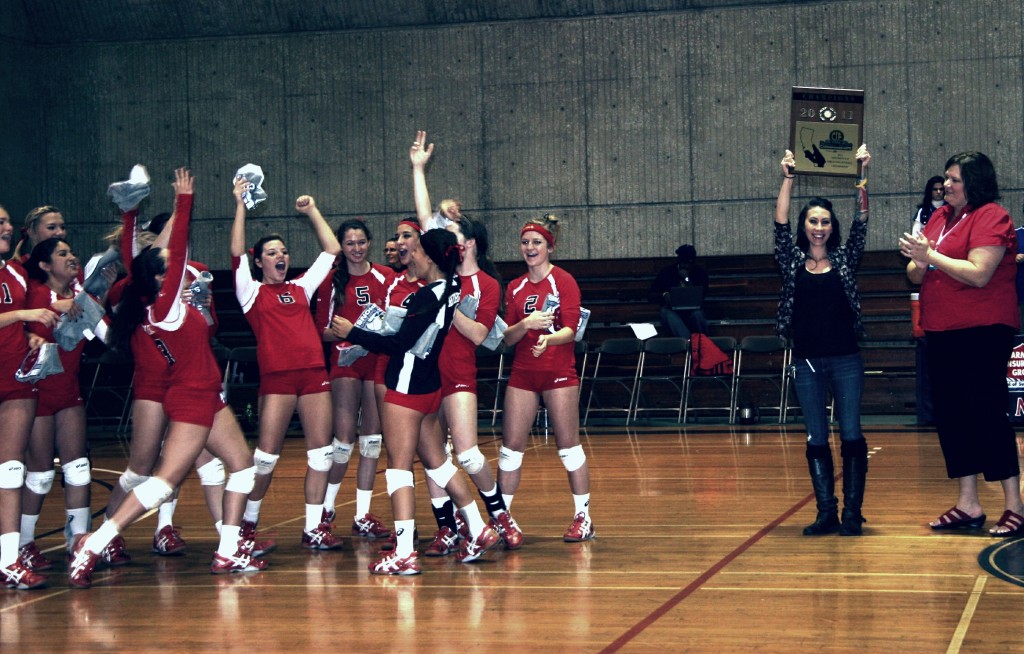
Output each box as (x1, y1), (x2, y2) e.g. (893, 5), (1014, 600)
(1, 0), (1022, 269)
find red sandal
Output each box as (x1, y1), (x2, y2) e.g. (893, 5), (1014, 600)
(989, 510), (1024, 537)
(929, 506), (986, 530)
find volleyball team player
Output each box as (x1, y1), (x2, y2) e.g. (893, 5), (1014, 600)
(315, 218), (391, 540)
(100, 203), (233, 563)
(410, 133), (524, 549)
(17, 238), (106, 572)
(231, 179), (344, 550)
(68, 168), (268, 588)
(336, 227), (500, 574)
(500, 215), (595, 542)
(0, 204), (58, 590)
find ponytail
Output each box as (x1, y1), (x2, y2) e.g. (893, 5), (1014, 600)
(108, 246), (164, 354)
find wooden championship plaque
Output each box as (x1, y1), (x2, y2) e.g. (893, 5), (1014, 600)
(788, 87), (864, 177)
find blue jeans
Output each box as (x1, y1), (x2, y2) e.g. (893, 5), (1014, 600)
(791, 352), (864, 447)
(658, 306), (709, 339)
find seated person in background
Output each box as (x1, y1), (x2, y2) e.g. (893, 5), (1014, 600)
(650, 244), (710, 338)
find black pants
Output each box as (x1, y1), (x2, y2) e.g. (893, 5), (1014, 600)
(927, 324), (1019, 481)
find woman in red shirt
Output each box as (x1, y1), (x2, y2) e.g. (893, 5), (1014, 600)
(901, 151), (1024, 537)
(500, 215), (594, 543)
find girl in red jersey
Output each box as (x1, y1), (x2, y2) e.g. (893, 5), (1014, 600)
(337, 228), (499, 575)
(315, 219), (391, 539)
(13, 206), (67, 261)
(100, 201), (233, 564)
(0, 205), (57, 590)
(231, 179), (343, 550)
(17, 238), (107, 572)
(410, 133), (526, 550)
(69, 169), (266, 588)
(500, 215), (594, 542)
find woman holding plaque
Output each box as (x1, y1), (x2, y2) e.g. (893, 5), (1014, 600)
(775, 144), (871, 537)
(500, 214), (594, 543)
(900, 151), (1024, 537)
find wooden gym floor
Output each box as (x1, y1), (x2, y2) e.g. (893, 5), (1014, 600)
(3, 421), (1024, 653)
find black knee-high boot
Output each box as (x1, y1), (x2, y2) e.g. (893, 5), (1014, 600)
(803, 444), (839, 536)
(839, 439), (868, 536)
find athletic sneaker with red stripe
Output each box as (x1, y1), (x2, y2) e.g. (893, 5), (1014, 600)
(423, 526), (459, 557)
(563, 512), (595, 542)
(152, 525), (187, 556)
(68, 534), (100, 589)
(211, 548), (268, 574)
(17, 541), (54, 571)
(100, 535), (131, 566)
(490, 512), (524, 550)
(2, 560), (46, 590)
(301, 522), (344, 550)
(369, 551), (420, 576)
(352, 513), (391, 538)
(456, 525), (500, 563)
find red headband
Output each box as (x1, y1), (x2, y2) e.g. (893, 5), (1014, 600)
(398, 219), (424, 235)
(520, 223), (555, 247)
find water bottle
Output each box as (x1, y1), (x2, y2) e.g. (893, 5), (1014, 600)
(189, 271), (215, 325)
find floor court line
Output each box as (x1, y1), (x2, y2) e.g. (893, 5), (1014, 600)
(598, 481), (819, 652)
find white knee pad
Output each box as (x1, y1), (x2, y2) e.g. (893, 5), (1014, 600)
(332, 438), (354, 464)
(253, 448), (280, 475)
(63, 458), (91, 487)
(197, 457), (226, 486)
(25, 469), (55, 495)
(457, 446), (486, 475)
(385, 468), (415, 496)
(118, 467), (150, 493)
(0, 460), (25, 489)
(498, 446), (524, 473)
(426, 459), (459, 489)
(359, 434), (382, 459)
(225, 466), (257, 495)
(558, 445), (587, 472)
(133, 477), (174, 511)
(307, 445), (334, 472)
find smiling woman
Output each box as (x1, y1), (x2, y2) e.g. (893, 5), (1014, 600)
(774, 144), (872, 538)
(230, 182), (345, 550)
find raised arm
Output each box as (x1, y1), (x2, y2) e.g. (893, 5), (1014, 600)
(295, 195), (340, 256)
(151, 168), (193, 323)
(774, 150), (798, 225)
(230, 176), (248, 258)
(410, 130), (435, 229)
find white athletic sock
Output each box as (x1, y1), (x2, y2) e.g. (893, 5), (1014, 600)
(305, 504), (322, 532)
(19, 514), (39, 547)
(218, 524), (241, 557)
(503, 494), (514, 511)
(65, 507), (91, 545)
(430, 496), (448, 509)
(323, 482), (341, 512)
(459, 502), (487, 538)
(243, 499), (262, 524)
(214, 520), (223, 536)
(0, 532), (19, 567)
(355, 488), (373, 517)
(394, 519), (415, 558)
(84, 521), (119, 555)
(573, 493), (591, 517)
(156, 498), (177, 531)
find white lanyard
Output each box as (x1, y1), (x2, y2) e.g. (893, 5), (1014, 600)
(935, 210), (971, 250)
